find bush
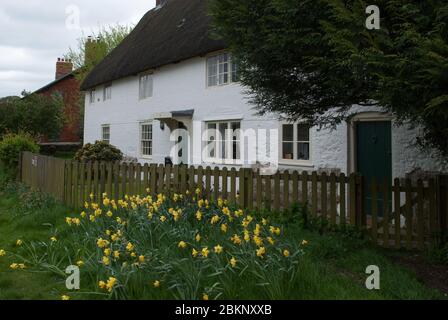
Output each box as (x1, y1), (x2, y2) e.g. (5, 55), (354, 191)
(0, 132), (39, 177)
(75, 141), (123, 162)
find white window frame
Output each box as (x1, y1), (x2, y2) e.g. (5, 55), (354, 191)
(140, 122), (153, 159)
(204, 120), (242, 165)
(279, 122), (312, 166)
(101, 125), (110, 144)
(139, 73), (153, 100)
(206, 52), (238, 87)
(89, 89), (96, 104)
(103, 83), (112, 101)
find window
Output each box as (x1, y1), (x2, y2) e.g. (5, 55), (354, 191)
(281, 123), (311, 162)
(89, 89), (96, 104)
(103, 83), (112, 101)
(207, 53), (238, 87)
(102, 125), (110, 144)
(205, 121), (241, 162)
(139, 73), (153, 100)
(140, 123), (153, 157)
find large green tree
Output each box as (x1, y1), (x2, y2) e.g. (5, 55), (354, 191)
(209, 0), (448, 155)
(0, 92), (64, 139)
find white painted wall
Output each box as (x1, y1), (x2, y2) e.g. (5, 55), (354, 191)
(83, 55), (448, 178)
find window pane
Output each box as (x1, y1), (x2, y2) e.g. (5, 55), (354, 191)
(282, 142), (293, 160)
(297, 124), (310, 142)
(297, 143), (310, 160)
(282, 124), (294, 141)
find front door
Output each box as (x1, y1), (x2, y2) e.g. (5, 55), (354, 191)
(174, 121), (189, 165)
(356, 121), (392, 215)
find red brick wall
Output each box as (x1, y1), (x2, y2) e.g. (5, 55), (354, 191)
(39, 75), (82, 143)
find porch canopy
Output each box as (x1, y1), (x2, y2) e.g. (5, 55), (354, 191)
(152, 109), (194, 131)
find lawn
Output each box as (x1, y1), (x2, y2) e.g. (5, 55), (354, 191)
(0, 167), (445, 300)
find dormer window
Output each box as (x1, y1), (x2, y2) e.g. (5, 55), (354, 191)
(89, 89), (96, 104)
(139, 73), (153, 100)
(207, 53), (238, 87)
(103, 83), (112, 101)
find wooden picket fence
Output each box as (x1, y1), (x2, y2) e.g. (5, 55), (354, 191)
(20, 152), (447, 250)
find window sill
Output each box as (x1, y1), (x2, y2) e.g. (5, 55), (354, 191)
(278, 160), (314, 168)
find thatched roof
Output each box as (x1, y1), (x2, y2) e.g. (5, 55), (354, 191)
(81, 0), (226, 90)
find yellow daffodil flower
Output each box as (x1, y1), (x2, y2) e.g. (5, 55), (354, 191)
(178, 241), (187, 249)
(153, 280), (160, 288)
(230, 257), (237, 268)
(61, 295), (70, 300)
(201, 247), (210, 258)
(214, 245), (223, 254)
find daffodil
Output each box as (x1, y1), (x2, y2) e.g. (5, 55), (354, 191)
(0, 249), (6, 257)
(178, 241), (187, 249)
(139, 255), (145, 263)
(76, 260), (84, 267)
(195, 234), (201, 242)
(113, 250), (120, 259)
(301, 240), (309, 246)
(201, 247), (210, 258)
(99, 281), (107, 289)
(104, 248), (111, 256)
(153, 280), (160, 288)
(160, 216), (167, 222)
(220, 224), (228, 233)
(196, 211), (202, 221)
(210, 215), (220, 225)
(102, 256), (110, 266)
(256, 247), (266, 258)
(126, 242), (134, 252)
(16, 239), (23, 246)
(106, 210), (113, 217)
(231, 234), (242, 245)
(203, 294), (209, 301)
(50, 236), (57, 242)
(10, 263), (18, 270)
(283, 250), (290, 257)
(61, 295), (70, 300)
(106, 277), (117, 292)
(214, 245), (223, 254)
(97, 238), (109, 248)
(192, 248), (199, 257)
(230, 257), (237, 268)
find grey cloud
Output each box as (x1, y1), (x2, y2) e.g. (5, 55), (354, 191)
(0, 0), (155, 97)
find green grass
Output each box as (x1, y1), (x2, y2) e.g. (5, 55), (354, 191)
(0, 168), (444, 300)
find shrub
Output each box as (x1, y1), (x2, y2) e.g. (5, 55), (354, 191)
(75, 141), (123, 162)
(0, 132), (39, 177)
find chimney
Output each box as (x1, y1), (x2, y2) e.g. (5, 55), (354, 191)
(55, 58), (73, 80)
(84, 36), (101, 66)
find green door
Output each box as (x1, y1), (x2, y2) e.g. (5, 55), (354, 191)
(356, 121), (392, 216)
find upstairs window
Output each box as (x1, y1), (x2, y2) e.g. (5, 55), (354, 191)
(103, 83), (112, 101)
(140, 123), (153, 157)
(89, 89), (96, 104)
(281, 123), (311, 162)
(139, 73), (153, 100)
(207, 53), (238, 87)
(102, 125), (110, 144)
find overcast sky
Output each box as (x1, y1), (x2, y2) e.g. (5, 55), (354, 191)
(0, 0), (156, 97)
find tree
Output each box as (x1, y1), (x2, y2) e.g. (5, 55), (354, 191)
(65, 24), (133, 83)
(0, 92), (64, 140)
(209, 0), (448, 156)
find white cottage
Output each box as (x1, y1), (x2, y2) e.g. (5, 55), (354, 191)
(81, 0), (447, 183)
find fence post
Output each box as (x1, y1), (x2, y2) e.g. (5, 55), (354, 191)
(17, 151), (23, 182)
(355, 175), (364, 227)
(437, 174), (448, 246)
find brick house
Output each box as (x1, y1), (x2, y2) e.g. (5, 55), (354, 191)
(34, 58), (82, 149)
